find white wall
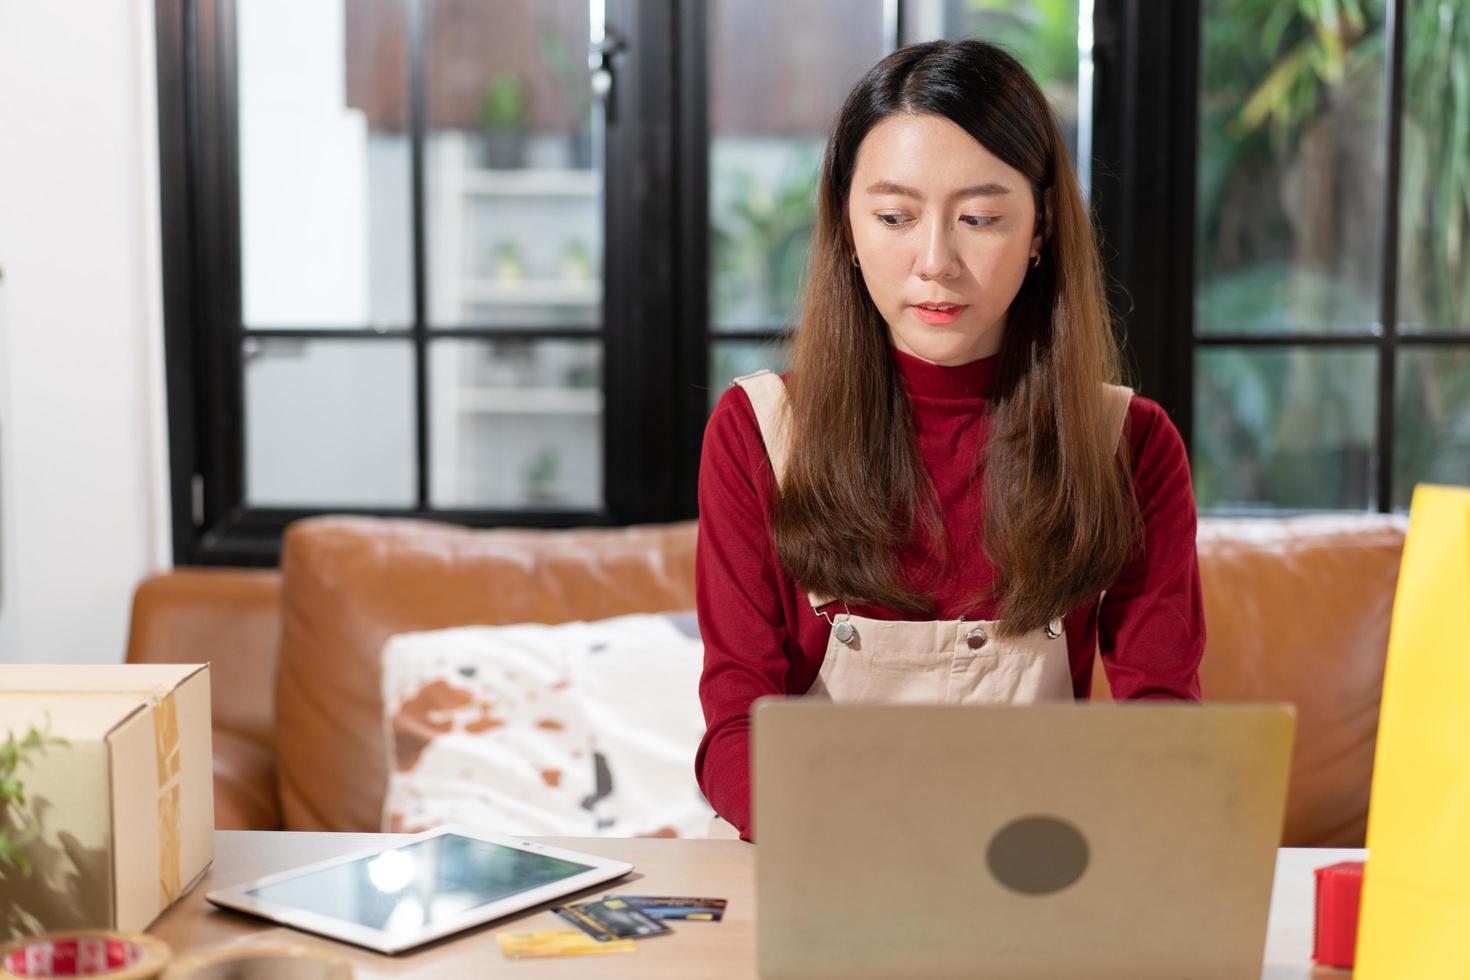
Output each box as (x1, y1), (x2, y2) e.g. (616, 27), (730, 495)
(0, 0), (171, 663)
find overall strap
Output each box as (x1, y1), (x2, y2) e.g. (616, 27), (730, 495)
(1101, 382), (1135, 454)
(731, 370), (833, 609)
(732, 370), (792, 486)
(1096, 382), (1135, 609)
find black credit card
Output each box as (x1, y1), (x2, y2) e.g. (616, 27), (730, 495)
(555, 898), (673, 941)
(610, 895), (728, 922)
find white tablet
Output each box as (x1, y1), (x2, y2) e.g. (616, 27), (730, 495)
(205, 825), (634, 954)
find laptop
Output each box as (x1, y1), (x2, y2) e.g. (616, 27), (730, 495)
(753, 701), (1295, 980)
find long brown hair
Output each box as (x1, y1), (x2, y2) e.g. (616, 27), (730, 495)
(772, 40), (1141, 635)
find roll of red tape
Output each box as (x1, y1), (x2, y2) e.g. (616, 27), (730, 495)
(0, 930), (171, 980)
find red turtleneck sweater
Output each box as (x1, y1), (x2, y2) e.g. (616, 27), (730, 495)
(693, 348), (1205, 839)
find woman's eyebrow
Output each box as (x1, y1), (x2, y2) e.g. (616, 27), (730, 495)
(864, 179), (1012, 199)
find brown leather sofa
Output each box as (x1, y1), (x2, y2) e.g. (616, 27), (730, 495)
(125, 512), (1408, 847)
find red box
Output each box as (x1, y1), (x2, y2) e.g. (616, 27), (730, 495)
(1313, 861), (1365, 968)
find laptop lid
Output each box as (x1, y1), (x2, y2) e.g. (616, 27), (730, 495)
(753, 701), (1294, 980)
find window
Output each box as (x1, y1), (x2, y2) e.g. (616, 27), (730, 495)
(1193, 0), (1470, 512)
(159, 0), (690, 563)
(237, 0), (605, 511)
(157, 0), (1468, 565)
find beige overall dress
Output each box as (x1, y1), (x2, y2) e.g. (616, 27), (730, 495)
(706, 370), (1133, 838)
(733, 368), (1135, 707)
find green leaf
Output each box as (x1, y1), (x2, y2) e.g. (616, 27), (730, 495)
(0, 834), (31, 875)
(1234, 39), (1315, 142)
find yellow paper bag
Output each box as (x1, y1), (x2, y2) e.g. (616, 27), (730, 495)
(1356, 483), (1470, 977)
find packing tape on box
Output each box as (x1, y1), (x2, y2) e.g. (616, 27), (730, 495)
(0, 930), (172, 979)
(149, 686), (183, 905)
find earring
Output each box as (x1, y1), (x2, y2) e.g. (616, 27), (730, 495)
(851, 254), (860, 268)
(1030, 253), (1041, 268)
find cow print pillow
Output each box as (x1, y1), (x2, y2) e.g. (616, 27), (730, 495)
(381, 612), (717, 838)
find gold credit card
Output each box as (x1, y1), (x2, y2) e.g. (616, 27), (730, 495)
(496, 929), (637, 959)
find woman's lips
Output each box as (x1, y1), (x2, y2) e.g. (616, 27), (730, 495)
(910, 304), (968, 325)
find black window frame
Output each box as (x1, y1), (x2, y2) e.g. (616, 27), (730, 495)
(1091, 0), (1200, 450)
(157, 0), (706, 565)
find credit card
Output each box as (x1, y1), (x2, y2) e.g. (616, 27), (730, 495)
(496, 929), (636, 959)
(555, 897), (673, 940)
(610, 895), (729, 922)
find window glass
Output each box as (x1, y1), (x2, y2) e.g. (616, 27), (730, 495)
(1196, 0), (1387, 336)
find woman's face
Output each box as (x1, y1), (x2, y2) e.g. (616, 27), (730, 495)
(847, 112), (1042, 366)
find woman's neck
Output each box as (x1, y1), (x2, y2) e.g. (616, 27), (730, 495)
(891, 345), (997, 400)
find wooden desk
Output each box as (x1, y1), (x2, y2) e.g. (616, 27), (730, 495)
(148, 832), (1360, 978)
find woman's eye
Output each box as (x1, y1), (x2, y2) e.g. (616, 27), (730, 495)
(876, 213), (997, 228)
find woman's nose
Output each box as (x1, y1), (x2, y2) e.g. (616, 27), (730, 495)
(915, 220), (961, 281)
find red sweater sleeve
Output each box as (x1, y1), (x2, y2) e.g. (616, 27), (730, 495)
(693, 386), (788, 837)
(1099, 398), (1206, 700)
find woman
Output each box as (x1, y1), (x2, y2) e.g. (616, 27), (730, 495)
(695, 40), (1203, 841)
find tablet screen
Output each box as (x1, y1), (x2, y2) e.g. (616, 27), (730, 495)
(246, 833), (593, 936)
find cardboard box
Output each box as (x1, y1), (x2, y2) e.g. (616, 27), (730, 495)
(0, 664), (213, 939)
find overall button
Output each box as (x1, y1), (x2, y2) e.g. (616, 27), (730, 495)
(965, 627), (989, 651)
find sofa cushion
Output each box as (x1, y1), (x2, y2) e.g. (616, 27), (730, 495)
(212, 729), (282, 831)
(382, 612), (714, 838)
(126, 568), (281, 748)
(275, 516), (699, 832)
(1197, 514), (1406, 846)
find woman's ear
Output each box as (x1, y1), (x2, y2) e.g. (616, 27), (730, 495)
(842, 225), (861, 268)
(1032, 187), (1055, 255)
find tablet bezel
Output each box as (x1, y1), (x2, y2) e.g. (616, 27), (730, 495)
(204, 825), (634, 954)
